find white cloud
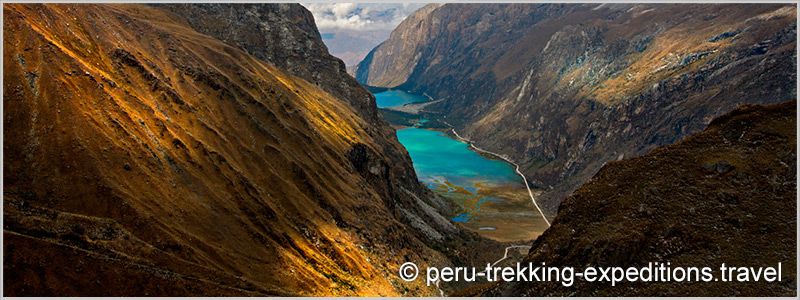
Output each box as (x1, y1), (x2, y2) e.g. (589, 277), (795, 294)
(302, 3), (427, 32)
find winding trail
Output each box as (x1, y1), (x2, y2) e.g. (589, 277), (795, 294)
(491, 245), (532, 267)
(433, 245), (531, 296)
(441, 121), (551, 227)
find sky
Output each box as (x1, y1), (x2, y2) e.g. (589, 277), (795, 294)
(302, 3), (427, 69)
(303, 3), (426, 32)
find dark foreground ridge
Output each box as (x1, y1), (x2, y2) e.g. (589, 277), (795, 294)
(472, 100), (796, 296)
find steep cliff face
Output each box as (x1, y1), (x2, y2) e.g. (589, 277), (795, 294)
(354, 3), (442, 88)
(3, 4), (484, 296)
(356, 3), (797, 213)
(483, 101), (797, 296)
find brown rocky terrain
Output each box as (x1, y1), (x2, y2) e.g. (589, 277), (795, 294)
(356, 3), (797, 214)
(3, 3), (502, 296)
(478, 101), (796, 296)
(151, 4), (383, 125)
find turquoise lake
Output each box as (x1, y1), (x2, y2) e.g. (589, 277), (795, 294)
(374, 90), (429, 107)
(395, 128), (523, 190)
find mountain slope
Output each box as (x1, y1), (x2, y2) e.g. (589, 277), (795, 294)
(356, 3), (797, 213)
(483, 100), (796, 296)
(152, 4), (383, 126)
(3, 4), (483, 296)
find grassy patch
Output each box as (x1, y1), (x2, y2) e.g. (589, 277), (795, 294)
(378, 109), (448, 129)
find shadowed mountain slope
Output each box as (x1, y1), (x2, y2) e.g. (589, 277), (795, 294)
(481, 101), (796, 296)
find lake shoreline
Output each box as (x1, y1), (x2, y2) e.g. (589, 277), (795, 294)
(396, 126), (547, 242)
(377, 91), (547, 242)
